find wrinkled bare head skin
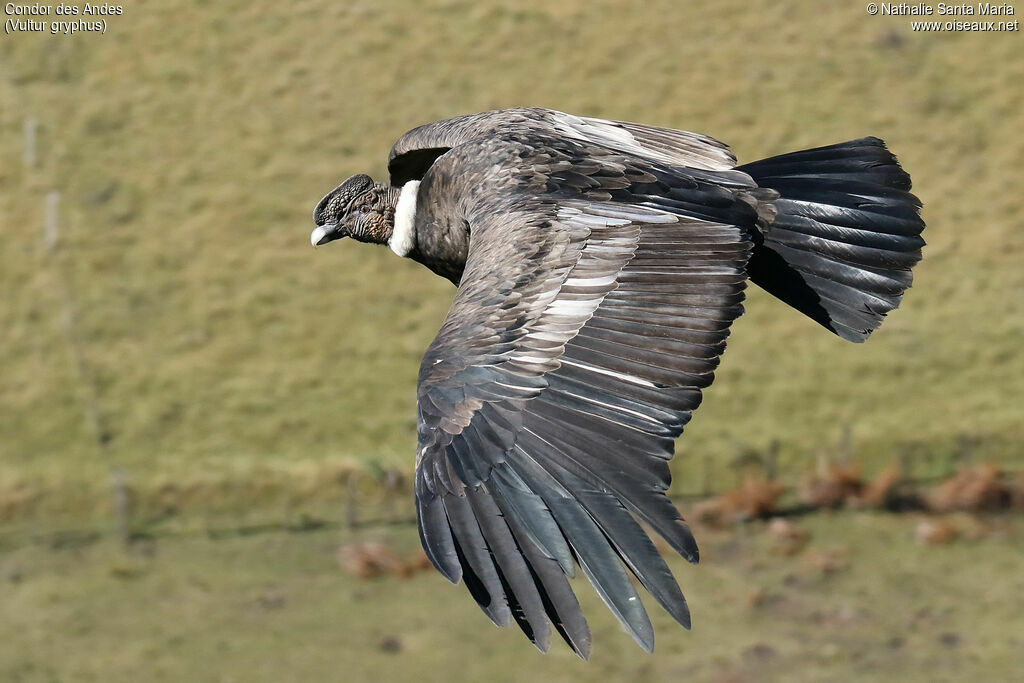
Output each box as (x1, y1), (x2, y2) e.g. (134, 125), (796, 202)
(311, 174), (396, 246)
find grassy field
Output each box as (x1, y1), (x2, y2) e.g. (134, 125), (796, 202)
(1, 1), (1022, 519)
(1, 1), (1022, 680)
(3, 513), (1023, 682)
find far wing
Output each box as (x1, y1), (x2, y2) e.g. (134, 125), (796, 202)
(413, 137), (756, 656)
(388, 107), (738, 186)
(557, 115), (737, 170)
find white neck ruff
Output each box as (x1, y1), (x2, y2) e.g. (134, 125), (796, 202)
(390, 180), (420, 257)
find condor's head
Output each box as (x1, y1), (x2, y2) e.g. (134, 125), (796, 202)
(310, 174), (398, 247)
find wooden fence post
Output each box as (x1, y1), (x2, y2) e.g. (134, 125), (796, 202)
(765, 440), (779, 480)
(24, 116), (37, 168)
(955, 434), (975, 470)
(702, 454), (714, 498)
(112, 468), (131, 547)
(838, 424), (852, 465)
(898, 445), (913, 481)
(45, 190), (59, 250)
(346, 471), (359, 531)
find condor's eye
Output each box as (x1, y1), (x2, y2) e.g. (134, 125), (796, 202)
(359, 205), (371, 214)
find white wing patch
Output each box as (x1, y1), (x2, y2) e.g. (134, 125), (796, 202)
(551, 111), (736, 172)
(390, 180), (421, 257)
(508, 207), (643, 371)
(559, 358), (659, 389)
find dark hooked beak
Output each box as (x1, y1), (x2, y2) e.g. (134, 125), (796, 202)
(310, 223), (343, 247)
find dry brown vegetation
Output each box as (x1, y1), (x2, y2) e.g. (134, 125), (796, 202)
(799, 462), (864, 509)
(914, 518), (961, 546)
(691, 477), (786, 525)
(690, 460), (1023, 523)
(927, 464), (1015, 513)
(766, 518), (811, 556)
(857, 464), (905, 509)
(338, 541), (433, 580)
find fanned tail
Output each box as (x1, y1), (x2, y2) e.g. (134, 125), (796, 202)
(739, 137), (926, 342)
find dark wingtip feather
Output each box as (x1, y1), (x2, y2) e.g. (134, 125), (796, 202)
(444, 495), (513, 627)
(416, 493), (463, 583)
(657, 516), (700, 565)
(511, 447), (658, 652)
(466, 486), (552, 649)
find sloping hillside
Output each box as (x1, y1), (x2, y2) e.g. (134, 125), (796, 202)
(1, 1), (1021, 519)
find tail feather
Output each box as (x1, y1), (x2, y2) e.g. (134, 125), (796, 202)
(739, 137), (925, 342)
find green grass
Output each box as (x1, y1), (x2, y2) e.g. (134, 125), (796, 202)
(2, 513), (1022, 682)
(1, 3), (1022, 510)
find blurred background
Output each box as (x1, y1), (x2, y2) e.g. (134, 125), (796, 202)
(1, 1), (1022, 681)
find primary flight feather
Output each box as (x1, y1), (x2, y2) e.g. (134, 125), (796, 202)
(310, 107), (925, 657)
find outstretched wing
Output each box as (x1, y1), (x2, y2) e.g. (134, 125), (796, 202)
(387, 107), (738, 186)
(413, 133), (757, 657)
